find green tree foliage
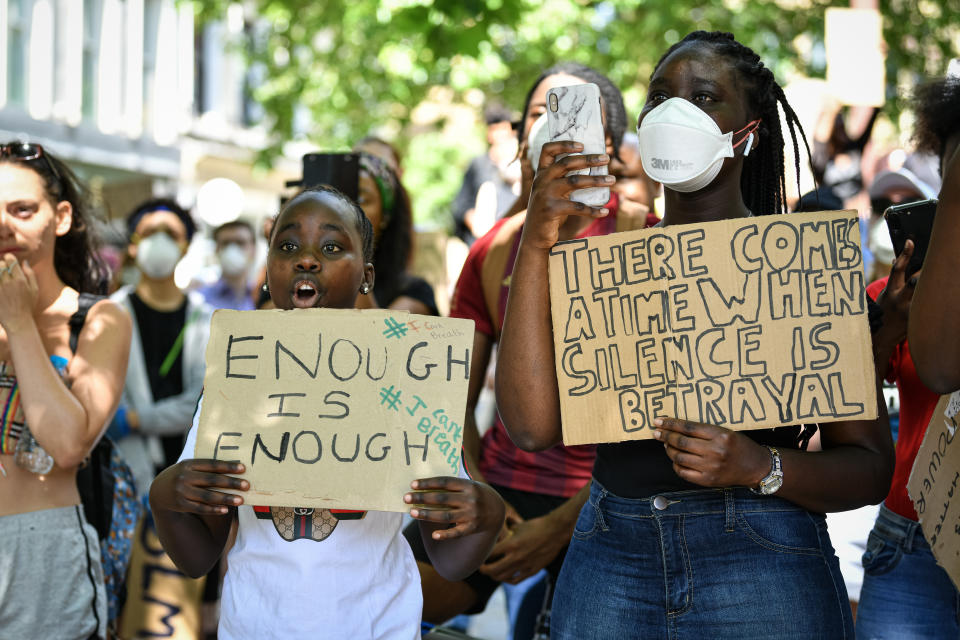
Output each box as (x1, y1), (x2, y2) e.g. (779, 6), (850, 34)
(191, 0), (958, 227)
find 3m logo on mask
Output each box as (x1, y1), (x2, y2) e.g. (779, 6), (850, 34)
(650, 158), (695, 172)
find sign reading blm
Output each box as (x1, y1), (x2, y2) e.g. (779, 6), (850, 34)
(548, 210), (877, 446)
(195, 309), (474, 512)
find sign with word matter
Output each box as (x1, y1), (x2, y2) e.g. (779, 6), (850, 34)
(908, 391), (960, 589)
(548, 210), (877, 446)
(195, 309), (474, 512)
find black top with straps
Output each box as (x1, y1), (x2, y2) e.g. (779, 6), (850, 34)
(593, 426), (812, 499)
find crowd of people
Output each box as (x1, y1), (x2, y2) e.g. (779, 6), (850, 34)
(1, 27), (959, 640)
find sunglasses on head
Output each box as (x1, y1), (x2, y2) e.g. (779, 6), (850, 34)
(1, 142), (63, 187)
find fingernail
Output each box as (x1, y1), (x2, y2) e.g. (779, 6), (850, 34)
(232, 496), (241, 505)
(410, 480), (419, 489)
(598, 208), (610, 216)
(410, 509), (420, 518)
(404, 494), (412, 503)
(433, 532), (442, 540)
(652, 429), (661, 439)
(603, 175), (615, 183)
(653, 418), (663, 427)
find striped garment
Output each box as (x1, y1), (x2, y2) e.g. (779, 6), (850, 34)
(0, 363), (24, 454)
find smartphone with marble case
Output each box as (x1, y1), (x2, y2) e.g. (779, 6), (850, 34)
(545, 83), (609, 206)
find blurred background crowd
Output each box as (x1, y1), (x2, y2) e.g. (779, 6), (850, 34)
(1, 0), (958, 638)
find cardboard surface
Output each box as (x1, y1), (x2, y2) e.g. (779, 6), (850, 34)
(548, 210), (877, 446)
(195, 309), (473, 511)
(907, 391), (960, 589)
(825, 8), (885, 107)
(119, 515), (205, 639)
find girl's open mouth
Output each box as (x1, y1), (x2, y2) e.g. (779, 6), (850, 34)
(292, 279), (321, 308)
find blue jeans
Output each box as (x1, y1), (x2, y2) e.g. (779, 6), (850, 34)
(856, 504), (960, 639)
(551, 482), (852, 639)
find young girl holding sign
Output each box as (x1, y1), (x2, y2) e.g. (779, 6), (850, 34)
(150, 186), (504, 639)
(496, 31), (894, 638)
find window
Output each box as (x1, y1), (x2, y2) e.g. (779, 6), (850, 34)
(82, 0), (102, 120)
(7, 0), (28, 106)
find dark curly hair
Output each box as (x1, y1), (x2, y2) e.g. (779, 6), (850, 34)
(652, 31), (812, 216)
(272, 186), (375, 263)
(1, 149), (108, 294)
(912, 76), (960, 164)
(125, 198), (197, 242)
(518, 62), (628, 160)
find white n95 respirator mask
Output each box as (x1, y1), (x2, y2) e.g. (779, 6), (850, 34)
(219, 243), (250, 278)
(638, 97), (760, 193)
(136, 232), (183, 279)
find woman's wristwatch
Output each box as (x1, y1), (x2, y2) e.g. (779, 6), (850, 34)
(751, 446), (783, 495)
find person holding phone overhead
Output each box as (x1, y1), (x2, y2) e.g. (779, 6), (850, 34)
(496, 31), (894, 638)
(906, 63), (960, 395)
(856, 69), (960, 639)
(404, 63), (655, 630)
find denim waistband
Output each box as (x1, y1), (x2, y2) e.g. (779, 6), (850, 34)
(590, 479), (809, 519)
(873, 503), (924, 553)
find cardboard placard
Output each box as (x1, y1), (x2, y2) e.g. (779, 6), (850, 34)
(195, 309), (473, 512)
(825, 8), (885, 107)
(907, 391), (960, 589)
(119, 514), (205, 639)
(548, 210), (877, 446)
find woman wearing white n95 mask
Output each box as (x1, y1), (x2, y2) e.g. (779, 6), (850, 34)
(638, 96), (760, 193)
(497, 31), (893, 639)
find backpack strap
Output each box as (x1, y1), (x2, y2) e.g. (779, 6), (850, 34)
(68, 293), (106, 354)
(480, 213), (527, 339)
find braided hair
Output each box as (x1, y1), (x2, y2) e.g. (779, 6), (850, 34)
(652, 31), (812, 216)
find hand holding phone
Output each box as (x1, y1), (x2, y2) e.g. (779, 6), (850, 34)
(546, 83), (609, 207)
(884, 198), (937, 279)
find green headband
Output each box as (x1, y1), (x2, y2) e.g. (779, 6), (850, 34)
(358, 153), (396, 225)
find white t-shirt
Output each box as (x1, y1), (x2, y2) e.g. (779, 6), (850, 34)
(179, 396), (429, 640)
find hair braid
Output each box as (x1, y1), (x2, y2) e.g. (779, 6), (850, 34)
(653, 31), (812, 215)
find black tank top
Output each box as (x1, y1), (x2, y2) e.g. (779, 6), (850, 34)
(593, 425), (811, 499)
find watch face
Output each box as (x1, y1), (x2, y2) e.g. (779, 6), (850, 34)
(762, 475), (783, 494)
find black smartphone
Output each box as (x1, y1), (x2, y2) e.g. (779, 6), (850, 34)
(302, 153), (360, 202)
(884, 198), (938, 278)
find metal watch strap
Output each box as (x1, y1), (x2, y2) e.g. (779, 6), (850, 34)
(750, 445), (783, 495)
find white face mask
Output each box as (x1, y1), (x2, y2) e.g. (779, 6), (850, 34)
(136, 232), (182, 279)
(218, 243), (250, 278)
(638, 97), (760, 193)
